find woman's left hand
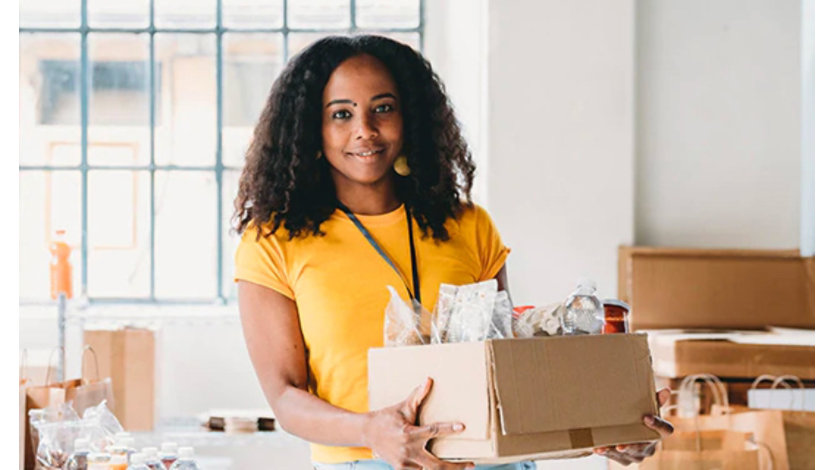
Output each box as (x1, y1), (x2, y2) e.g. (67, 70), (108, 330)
(592, 388), (675, 466)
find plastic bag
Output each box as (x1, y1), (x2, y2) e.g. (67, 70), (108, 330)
(513, 302), (562, 338)
(35, 420), (90, 469)
(82, 400), (122, 452)
(444, 280), (499, 343)
(33, 400), (121, 468)
(488, 290), (513, 339)
(383, 286), (427, 347)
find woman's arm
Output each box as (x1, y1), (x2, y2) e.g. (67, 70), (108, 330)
(238, 280), (368, 447)
(238, 280), (472, 469)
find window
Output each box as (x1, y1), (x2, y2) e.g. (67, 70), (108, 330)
(20, 0), (423, 304)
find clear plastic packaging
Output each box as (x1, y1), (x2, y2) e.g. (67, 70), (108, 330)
(488, 290), (513, 339)
(560, 278), (604, 335)
(443, 280), (497, 343)
(383, 286), (426, 346)
(512, 303), (562, 338)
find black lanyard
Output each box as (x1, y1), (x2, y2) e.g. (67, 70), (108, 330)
(336, 201), (421, 306)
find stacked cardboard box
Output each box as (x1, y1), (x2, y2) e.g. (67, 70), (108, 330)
(618, 246), (815, 404)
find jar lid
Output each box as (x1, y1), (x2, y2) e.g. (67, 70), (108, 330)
(602, 299), (631, 310)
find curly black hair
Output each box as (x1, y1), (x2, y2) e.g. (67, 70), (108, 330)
(233, 35), (476, 241)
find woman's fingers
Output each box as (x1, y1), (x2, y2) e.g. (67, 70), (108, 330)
(408, 421), (466, 440)
(401, 377), (433, 423)
(656, 387), (672, 407)
(643, 415), (675, 438)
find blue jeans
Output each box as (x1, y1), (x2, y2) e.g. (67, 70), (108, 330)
(312, 460), (536, 470)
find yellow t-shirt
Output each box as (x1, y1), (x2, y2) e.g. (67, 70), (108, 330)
(234, 203), (510, 463)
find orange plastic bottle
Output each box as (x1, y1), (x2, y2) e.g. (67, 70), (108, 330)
(49, 230), (73, 299)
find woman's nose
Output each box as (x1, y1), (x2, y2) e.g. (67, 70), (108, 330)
(353, 114), (379, 140)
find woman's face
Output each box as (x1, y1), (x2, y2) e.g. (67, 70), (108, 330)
(321, 54), (404, 191)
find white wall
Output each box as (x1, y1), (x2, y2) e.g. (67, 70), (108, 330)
(485, 0), (636, 306)
(635, 0), (803, 249)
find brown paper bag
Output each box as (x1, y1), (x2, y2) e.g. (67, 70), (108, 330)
(666, 408), (788, 470)
(748, 375), (815, 470)
(83, 327), (156, 431)
(783, 410), (814, 470)
(608, 430), (763, 469)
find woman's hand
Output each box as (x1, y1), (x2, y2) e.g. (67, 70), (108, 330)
(593, 388), (675, 466)
(362, 377), (474, 470)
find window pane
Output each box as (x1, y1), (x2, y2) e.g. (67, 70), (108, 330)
(287, 0), (349, 29)
(20, 34), (81, 166)
(20, 0), (81, 28)
(156, 0), (216, 29)
(88, 171), (151, 297)
(356, 0), (419, 29)
(222, 170), (242, 299)
(222, 33), (283, 167)
(155, 34), (217, 167)
(88, 34), (152, 166)
(223, 0), (284, 29)
(20, 171), (82, 301)
(88, 0), (150, 28)
(154, 171), (217, 299)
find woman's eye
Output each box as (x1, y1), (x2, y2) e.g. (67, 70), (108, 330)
(374, 104), (394, 113)
(332, 110), (351, 120)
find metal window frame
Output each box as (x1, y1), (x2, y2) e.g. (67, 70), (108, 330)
(20, 0), (425, 306)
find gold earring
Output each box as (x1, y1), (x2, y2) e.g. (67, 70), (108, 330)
(393, 155), (411, 176)
(315, 151), (322, 160)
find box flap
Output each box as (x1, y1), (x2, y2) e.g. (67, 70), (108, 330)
(367, 342), (492, 440)
(488, 334), (657, 436)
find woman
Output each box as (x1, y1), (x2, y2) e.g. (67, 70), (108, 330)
(233, 35), (672, 469)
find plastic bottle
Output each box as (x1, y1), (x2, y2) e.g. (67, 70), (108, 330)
(64, 438), (91, 470)
(126, 452), (148, 470)
(49, 229), (73, 299)
(87, 453), (111, 470)
(109, 454), (128, 470)
(169, 447), (200, 470)
(560, 278), (605, 335)
(142, 447), (166, 470)
(159, 443), (178, 469)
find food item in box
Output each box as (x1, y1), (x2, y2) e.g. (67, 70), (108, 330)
(602, 299), (630, 334)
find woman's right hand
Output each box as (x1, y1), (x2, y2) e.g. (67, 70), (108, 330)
(362, 377), (474, 470)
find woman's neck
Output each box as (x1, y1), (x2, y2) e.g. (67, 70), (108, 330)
(334, 180), (401, 215)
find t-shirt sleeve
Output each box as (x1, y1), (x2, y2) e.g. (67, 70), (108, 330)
(474, 205), (511, 281)
(234, 225), (295, 300)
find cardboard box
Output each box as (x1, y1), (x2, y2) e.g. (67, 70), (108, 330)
(368, 334), (660, 464)
(618, 247), (814, 331)
(647, 331), (814, 380)
(83, 327), (157, 431)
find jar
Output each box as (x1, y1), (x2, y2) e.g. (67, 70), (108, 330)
(602, 299), (630, 333)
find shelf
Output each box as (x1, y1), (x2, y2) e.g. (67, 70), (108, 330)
(129, 417), (306, 449)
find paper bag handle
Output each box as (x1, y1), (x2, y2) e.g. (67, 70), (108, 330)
(81, 345), (101, 382)
(43, 347), (63, 385)
(751, 374), (805, 410)
(670, 373), (729, 417)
